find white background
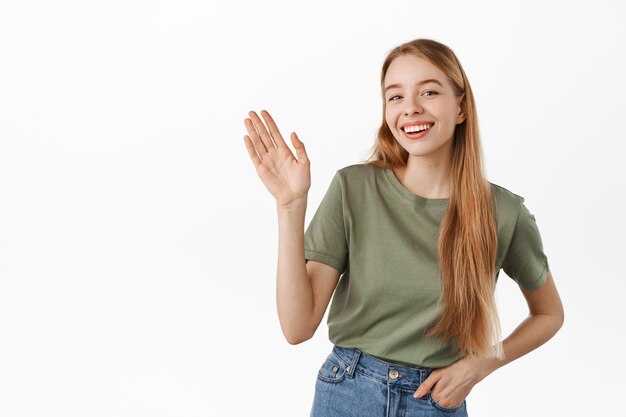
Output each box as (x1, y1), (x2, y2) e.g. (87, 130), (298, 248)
(1, 0), (624, 416)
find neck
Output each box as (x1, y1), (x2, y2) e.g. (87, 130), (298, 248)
(394, 144), (453, 199)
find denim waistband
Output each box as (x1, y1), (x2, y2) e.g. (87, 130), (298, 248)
(331, 344), (435, 389)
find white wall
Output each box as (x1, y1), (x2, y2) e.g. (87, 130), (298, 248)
(0, 0), (624, 416)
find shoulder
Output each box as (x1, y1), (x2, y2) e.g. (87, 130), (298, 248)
(336, 162), (381, 177)
(333, 162), (383, 185)
(488, 181), (525, 218)
(489, 181), (524, 201)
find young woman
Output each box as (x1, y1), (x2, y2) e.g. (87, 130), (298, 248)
(243, 38), (564, 417)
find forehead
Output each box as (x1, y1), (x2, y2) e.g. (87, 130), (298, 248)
(384, 54), (450, 88)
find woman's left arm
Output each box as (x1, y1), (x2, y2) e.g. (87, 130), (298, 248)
(413, 271), (564, 406)
(470, 271), (564, 378)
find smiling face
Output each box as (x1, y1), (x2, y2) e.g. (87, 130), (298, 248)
(384, 54), (466, 161)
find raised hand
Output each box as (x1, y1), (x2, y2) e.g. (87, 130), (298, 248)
(243, 110), (311, 208)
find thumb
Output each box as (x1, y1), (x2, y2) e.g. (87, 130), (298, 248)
(291, 132), (309, 164)
(413, 373), (439, 398)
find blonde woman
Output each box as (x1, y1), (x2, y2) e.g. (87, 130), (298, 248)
(243, 38), (564, 417)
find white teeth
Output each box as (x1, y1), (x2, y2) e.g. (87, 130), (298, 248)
(404, 123), (432, 133)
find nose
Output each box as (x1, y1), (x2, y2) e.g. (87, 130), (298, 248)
(403, 95), (423, 116)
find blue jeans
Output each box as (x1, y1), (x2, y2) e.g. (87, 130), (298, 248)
(310, 344), (469, 417)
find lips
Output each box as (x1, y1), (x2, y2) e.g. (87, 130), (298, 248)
(401, 121), (435, 131)
(401, 122), (434, 140)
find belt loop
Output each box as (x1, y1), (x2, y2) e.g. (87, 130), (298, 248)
(346, 348), (361, 379)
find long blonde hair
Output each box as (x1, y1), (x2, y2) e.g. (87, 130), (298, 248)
(363, 38), (504, 360)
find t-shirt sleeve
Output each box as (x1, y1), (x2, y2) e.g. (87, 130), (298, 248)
(304, 170), (348, 274)
(501, 197), (550, 290)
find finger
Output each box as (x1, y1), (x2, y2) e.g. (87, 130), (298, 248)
(243, 135), (263, 168)
(260, 110), (288, 151)
(414, 374), (438, 398)
(248, 110), (276, 152)
(291, 132), (310, 164)
(244, 117), (268, 154)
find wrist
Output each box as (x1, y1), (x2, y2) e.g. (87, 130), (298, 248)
(465, 355), (502, 383)
(277, 197), (307, 212)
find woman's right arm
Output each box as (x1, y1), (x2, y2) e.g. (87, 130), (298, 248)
(243, 110), (339, 344)
(275, 200), (341, 344)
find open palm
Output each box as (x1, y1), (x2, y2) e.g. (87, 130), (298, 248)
(243, 110), (311, 207)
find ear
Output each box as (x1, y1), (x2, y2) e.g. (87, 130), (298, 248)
(456, 94), (466, 124)
(456, 110), (466, 124)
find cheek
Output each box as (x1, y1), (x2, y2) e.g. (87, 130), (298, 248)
(384, 109), (396, 129)
(437, 102), (459, 123)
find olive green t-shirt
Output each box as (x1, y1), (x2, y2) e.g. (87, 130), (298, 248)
(304, 163), (550, 368)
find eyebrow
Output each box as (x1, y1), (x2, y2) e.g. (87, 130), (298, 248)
(384, 79), (443, 93)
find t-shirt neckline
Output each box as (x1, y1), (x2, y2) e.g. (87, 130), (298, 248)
(382, 166), (450, 206)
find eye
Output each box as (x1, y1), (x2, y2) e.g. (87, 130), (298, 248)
(388, 91), (438, 101)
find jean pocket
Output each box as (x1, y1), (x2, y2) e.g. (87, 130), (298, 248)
(317, 352), (348, 383)
(428, 392), (465, 413)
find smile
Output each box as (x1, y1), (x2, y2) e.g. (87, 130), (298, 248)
(402, 123), (433, 133)
(402, 123), (434, 139)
